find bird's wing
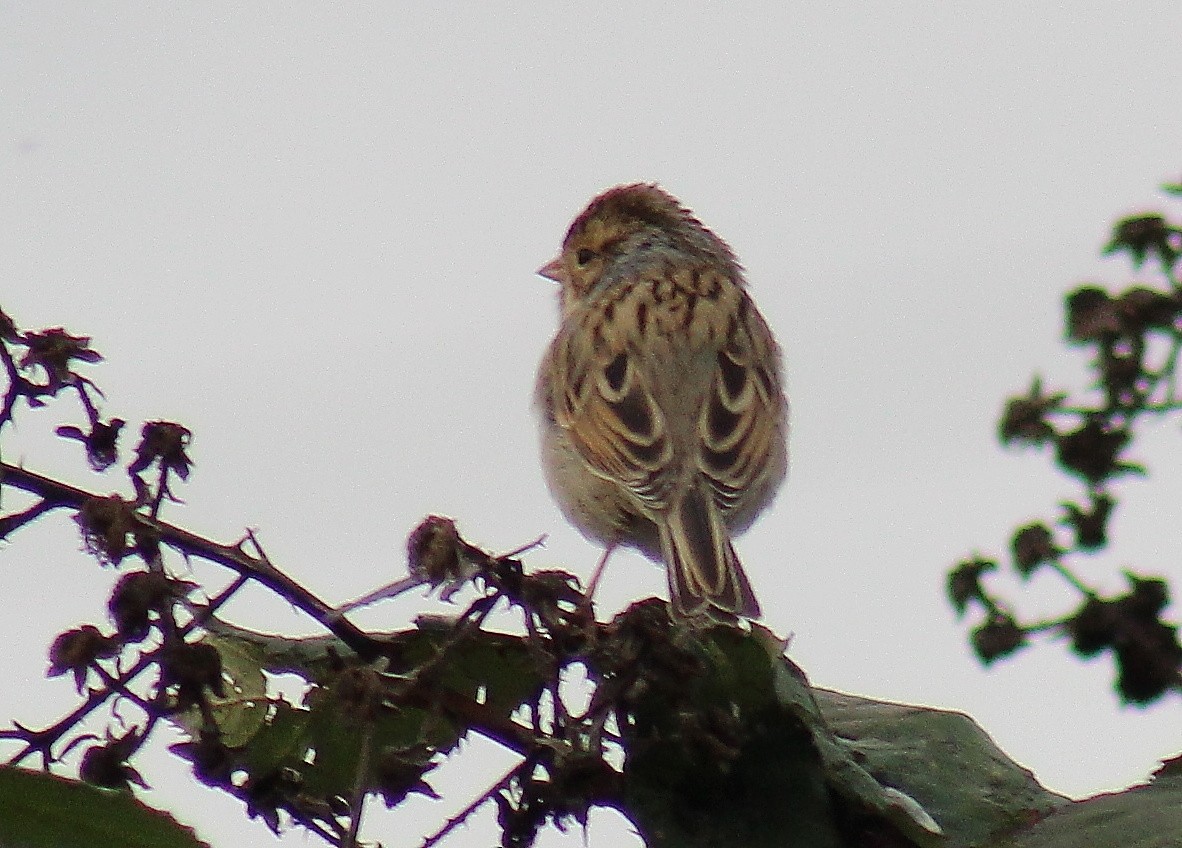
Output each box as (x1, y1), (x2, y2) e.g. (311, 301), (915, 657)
(696, 294), (786, 514)
(551, 307), (675, 513)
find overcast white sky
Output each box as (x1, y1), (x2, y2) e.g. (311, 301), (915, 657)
(3, 5), (1181, 847)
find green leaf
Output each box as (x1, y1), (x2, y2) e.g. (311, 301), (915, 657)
(0, 766), (209, 848)
(168, 617), (548, 831)
(997, 770), (1182, 848)
(228, 697), (307, 775)
(623, 623), (950, 848)
(622, 625), (847, 848)
(816, 691), (1068, 848)
(173, 633), (269, 748)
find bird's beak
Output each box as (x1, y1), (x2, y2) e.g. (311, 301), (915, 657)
(537, 257), (564, 282)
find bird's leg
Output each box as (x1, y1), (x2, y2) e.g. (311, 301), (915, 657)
(582, 542), (618, 612)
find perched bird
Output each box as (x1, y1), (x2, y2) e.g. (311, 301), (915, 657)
(535, 184), (788, 620)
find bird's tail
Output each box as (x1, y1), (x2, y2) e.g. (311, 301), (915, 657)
(659, 485), (761, 619)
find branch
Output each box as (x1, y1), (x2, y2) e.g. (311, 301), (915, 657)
(0, 461), (381, 661)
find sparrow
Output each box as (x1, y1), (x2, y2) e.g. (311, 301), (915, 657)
(535, 183), (788, 620)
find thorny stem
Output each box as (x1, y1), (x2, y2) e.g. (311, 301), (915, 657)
(149, 461), (169, 521)
(419, 760), (520, 848)
(0, 497), (59, 539)
(2, 572), (250, 768)
(0, 340), (32, 430)
(72, 376), (101, 428)
(0, 461), (381, 662)
(91, 666), (156, 714)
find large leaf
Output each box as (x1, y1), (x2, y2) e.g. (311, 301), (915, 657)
(992, 763), (1182, 848)
(620, 621), (946, 848)
(0, 765), (208, 848)
(814, 689), (1068, 848)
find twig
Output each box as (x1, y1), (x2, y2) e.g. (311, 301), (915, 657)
(344, 716), (375, 848)
(498, 534), (548, 560)
(419, 761), (521, 848)
(0, 461), (381, 661)
(4, 572), (249, 767)
(0, 498), (61, 540)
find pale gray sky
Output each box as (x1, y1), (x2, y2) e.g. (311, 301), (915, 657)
(3, 5), (1181, 846)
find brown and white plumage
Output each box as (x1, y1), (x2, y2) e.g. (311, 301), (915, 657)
(535, 184), (788, 620)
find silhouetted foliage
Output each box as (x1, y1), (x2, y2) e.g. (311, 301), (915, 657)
(949, 178), (1182, 705)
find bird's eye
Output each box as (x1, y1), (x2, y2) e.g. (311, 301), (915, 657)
(575, 248), (595, 266)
